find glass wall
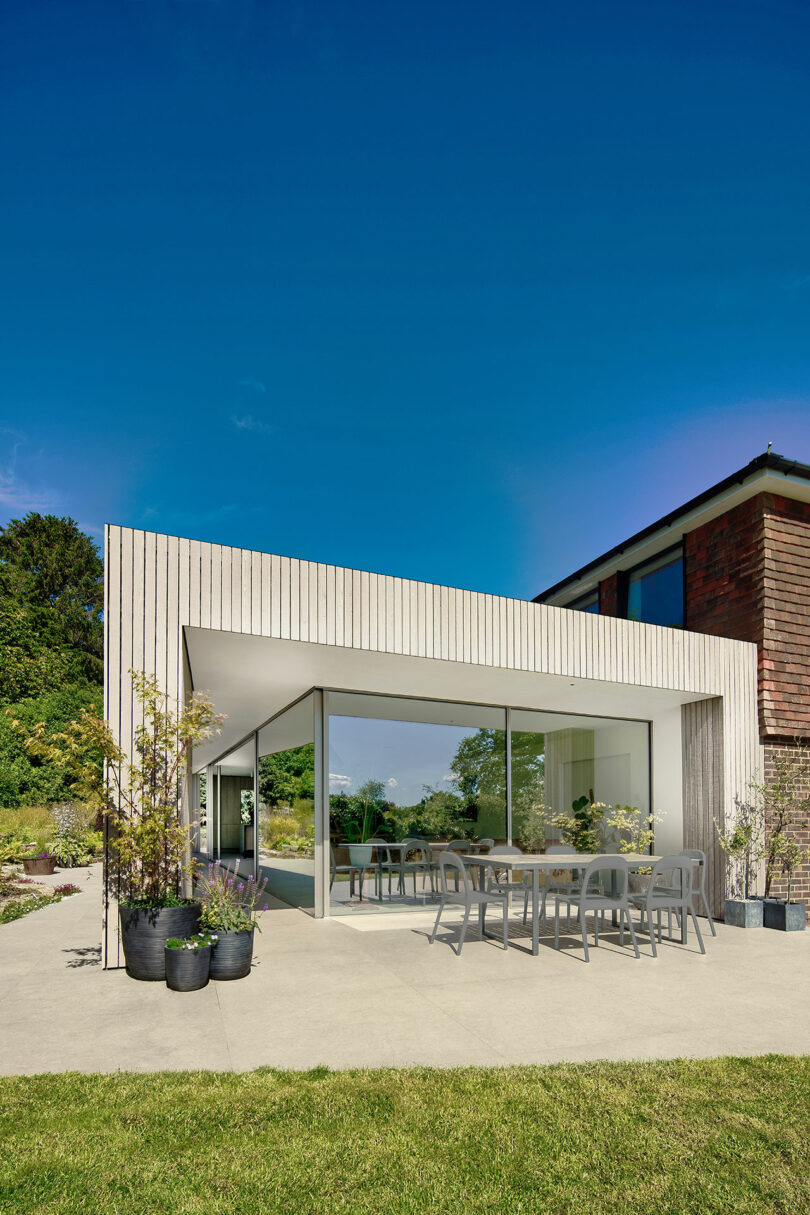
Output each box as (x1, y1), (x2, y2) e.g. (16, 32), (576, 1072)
(257, 693), (315, 910)
(511, 709), (650, 853)
(328, 693), (506, 913)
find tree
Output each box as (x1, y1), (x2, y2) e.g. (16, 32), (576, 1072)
(258, 744), (315, 808)
(0, 513), (104, 687)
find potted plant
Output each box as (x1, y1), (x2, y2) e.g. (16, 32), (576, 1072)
(715, 797), (764, 927)
(21, 848), (57, 876)
(164, 930), (219, 992)
(198, 862), (269, 980)
(763, 833), (808, 932)
(604, 805), (666, 891)
(17, 669), (223, 980)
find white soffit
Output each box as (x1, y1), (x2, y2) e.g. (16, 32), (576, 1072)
(185, 628), (710, 770)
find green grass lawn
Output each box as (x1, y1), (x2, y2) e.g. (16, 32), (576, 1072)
(1, 1057), (807, 1214)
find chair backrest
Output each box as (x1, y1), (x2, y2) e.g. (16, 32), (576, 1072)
(488, 845), (523, 857)
(546, 845), (572, 856)
(445, 839), (471, 853)
(401, 837), (430, 862)
(477, 838), (495, 852)
(681, 849), (706, 893)
(348, 844), (373, 867)
(365, 837), (390, 861)
(580, 854), (630, 900)
(648, 855), (694, 900)
(437, 850), (470, 896)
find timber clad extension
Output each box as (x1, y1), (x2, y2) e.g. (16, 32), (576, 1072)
(104, 522), (760, 965)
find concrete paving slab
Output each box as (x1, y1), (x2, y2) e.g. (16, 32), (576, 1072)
(1, 864), (809, 1074)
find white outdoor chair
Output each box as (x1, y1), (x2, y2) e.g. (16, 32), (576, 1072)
(553, 855), (640, 962)
(681, 848), (717, 935)
(629, 855), (706, 957)
(522, 844), (585, 930)
(392, 837), (435, 898)
(429, 851), (509, 955)
(485, 845), (526, 896)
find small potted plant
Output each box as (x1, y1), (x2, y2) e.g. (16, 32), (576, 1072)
(164, 930), (219, 991)
(715, 797), (764, 927)
(763, 833), (808, 932)
(21, 848), (57, 877)
(198, 862), (269, 980)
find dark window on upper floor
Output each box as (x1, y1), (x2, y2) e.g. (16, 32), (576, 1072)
(567, 588), (599, 614)
(623, 545), (684, 628)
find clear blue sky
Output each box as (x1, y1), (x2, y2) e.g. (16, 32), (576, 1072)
(2, 0), (809, 598)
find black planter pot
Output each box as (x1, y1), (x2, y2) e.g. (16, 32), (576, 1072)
(119, 902), (202, 980)
(165, 944), (211, 991)
(763, 899), (806, 932)
(209, 927), (255, 980)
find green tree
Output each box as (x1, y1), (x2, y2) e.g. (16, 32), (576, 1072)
(0, 513), (104, 689)
(258, 744), (315, 808)
(0, 685), (102, 807)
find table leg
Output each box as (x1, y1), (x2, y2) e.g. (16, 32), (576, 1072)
(532, 868), (540, 956)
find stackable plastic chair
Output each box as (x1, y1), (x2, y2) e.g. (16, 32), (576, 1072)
(429, 851), (509, 956)
(522, 844), (585, 930)
(629, 855), (706, 957)
(553, 855), (640, 962)
(391, 837), (435, 898)
(681, 849), (717, 936)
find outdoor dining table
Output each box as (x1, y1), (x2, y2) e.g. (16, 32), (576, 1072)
(460, 852), (662, 956)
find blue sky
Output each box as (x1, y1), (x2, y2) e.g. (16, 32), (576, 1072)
(2, 0), (809, 598)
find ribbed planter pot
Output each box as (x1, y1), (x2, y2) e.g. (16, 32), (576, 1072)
(165, 944), (211, 991)
(119, 902), (201, 981)
(763, 899), (806, 932)
(209, 926), (255, 980)
(22, 857), (56, 876)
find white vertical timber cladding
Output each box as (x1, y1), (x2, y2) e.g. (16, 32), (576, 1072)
(107, 527), (761, 923)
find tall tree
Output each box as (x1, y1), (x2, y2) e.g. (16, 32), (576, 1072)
(0, 513), (103, 691)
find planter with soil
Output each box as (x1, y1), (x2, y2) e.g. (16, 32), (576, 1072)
(763, 898), (806, 932)
(724, 898), (763, 928)
(119, 902), (202, 980)
(209, 926), (255, 980)
(165, 942), (212, 991)
(22, 856), (56, 876)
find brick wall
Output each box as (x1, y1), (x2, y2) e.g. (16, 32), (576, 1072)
(763, 741), (810, 919)
(760, 495), (810, 740)
(598, 572), (620, 617)
(685, 495), (765, 648)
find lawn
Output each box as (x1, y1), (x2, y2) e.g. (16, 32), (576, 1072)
(1, 1057), (808, 1214)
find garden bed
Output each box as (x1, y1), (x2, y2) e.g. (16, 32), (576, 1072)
(0, 867), (81, 925)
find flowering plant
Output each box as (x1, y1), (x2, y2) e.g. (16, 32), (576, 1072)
(165, 931), (218, 952)
(197, 861), (269, 933)
(240, 790), (255, 826)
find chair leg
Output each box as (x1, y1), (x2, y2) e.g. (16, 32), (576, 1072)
(702, 893), (717, 936)
(554, 903), (561, 950)
(593, 911), (599, 947)
(691, 909), (706, 955)
(479, 902), (485, 940)
(625, 908), (640, 958)
(457, 904), (471, 956)
(522, 884), (529, 924)
(580, 906), (590, 962)
(358, 868), (365, 902)
(503, 898), (509, 950)
(429, 901), (443, 944)
(647, 901), (658, 956)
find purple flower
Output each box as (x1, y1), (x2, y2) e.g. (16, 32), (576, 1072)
(263, 903), (268, 911)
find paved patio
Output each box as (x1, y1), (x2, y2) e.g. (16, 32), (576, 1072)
(2, 864), (809, 1074)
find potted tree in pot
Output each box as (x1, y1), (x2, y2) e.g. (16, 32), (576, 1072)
(17, 669), (223, 980)
(763, 832), (809, 932)
(197, 862), (269, 980)
(715, 797), (764, 927)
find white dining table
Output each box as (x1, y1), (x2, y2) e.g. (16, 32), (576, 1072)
(461, 852), (661, 956)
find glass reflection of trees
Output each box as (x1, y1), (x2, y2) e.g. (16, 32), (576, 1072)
(257, 743), (315, 855)
(329, 726), (546, 845)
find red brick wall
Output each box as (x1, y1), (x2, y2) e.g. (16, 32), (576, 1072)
(598, 572), (620, 617)
(685, 495), (765, 648)
(760, 496), (810, 741)
(763, 741), (810, 919)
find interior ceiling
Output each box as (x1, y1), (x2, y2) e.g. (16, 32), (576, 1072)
(185, 628), (710, 771)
